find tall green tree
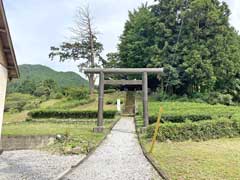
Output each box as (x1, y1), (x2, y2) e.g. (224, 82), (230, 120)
(119, 4), (157, 68)
(118, 0), (240, 97)
(118, 4), (162, 89)
(102, 52), (120, 68)
(17, 80), (36, 95)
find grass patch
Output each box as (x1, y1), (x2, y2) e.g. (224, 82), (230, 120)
(3, 91), (123, 154)
(5, 93), (42, 112)
(3, 111), (29, 123)
(73, 92), (125, 111)
(2, 120), (117, 154)
(46, 98), (95, 110)
(143, 138), (240, 179)
(144, 101), (240, 118)
(2, 121), (113, 136)
(137, 100), (240, 179)
(39, 99), (63, 109)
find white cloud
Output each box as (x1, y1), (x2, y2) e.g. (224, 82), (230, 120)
(3, 0), (240, 75)
(4, 0), (154, 74)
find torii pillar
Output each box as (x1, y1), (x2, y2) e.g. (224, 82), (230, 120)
(142, 72), (149, 127)
(94, 71), (104, 132)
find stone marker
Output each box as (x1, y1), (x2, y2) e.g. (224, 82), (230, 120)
(117, 99), (121, 112)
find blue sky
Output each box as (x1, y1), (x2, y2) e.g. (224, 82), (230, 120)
(3, 0), (240, 75)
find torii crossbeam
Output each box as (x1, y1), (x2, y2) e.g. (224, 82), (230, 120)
(84, 68), (164, 132)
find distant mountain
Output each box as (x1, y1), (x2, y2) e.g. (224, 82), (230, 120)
(7, 64), (88, 92)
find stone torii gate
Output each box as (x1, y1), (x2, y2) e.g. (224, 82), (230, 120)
(84, 68), (163, 132)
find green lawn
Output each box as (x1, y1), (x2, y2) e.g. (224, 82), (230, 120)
(3, 110), (29, 123)
(2, 91), (122, 154)
(3, 98), (66, 123)
(2, 120), (117, 154)
(2, 121), (111, 136)
(144, 138), (240, 180)
(144, 101), (240, 118)
(3, 93), (121, 123)
(138, 100), (240, 179)
(73, 91), (125, 111)
(39, 99), (63, 109)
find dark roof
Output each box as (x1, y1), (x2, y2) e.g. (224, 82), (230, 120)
(0, 0), (19, 78)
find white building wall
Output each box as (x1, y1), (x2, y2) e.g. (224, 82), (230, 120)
(0, 64), (8, 144)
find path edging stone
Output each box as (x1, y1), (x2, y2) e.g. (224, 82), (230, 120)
(134, 116), (170, 180)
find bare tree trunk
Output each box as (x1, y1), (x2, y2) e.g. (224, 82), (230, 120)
(88, 12), (95, 95)
(69, 6), (101, 95)
(88, 74), (94, 94)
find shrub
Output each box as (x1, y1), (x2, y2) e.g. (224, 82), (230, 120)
(50, 92), (63, 99)
(4, 93), (41, 112)
(5, 101), (26, 112)
(146, 118), (240, 142)
(149, 114), (212, 124)
(28, 109), (117, 119)
(106, 99), (123, 105)
(104, 89), (116, 94)
(176, 95), (189, 102)
(232, 113), (240, 121)
(207, 92), (233, 105)
(114, 99), (123, 104)
(64, 87), (89, 100)
(220, 94), (233, 105)
(150, 90), (237, 104)
(25, 117), (33, 122)
(151, 90), (171, 101)
(106, 100), (114, 105)
(33, 86), (51, 97)
(24, 100), (41, 110)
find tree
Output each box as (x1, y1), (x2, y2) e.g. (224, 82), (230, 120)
(118, 4), (162, 89)
(118, 0), (240, 97)
(42, 79), (58, 92)
(102, 52), (120, 68)
(49, 6), (103, 94)
(33, 79), (58, 97)
(119, 4), (156, 69)
(17, 80), (36, 95)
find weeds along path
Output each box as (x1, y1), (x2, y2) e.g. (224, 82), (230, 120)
(63, 117), (161, 180)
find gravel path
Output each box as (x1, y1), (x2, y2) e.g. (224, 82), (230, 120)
(64, 117), (161, 180)
(0, 150), (84, 180)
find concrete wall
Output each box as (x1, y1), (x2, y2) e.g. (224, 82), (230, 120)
(0, 64), (8, 150)
(0, 38), (8, 152)
(2, 135), (55, 151)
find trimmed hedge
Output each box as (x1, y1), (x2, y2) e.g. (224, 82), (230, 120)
(146, 119), (240, 142)
(149, 114), (232, 124)
(104, 89), (116, 94)
(105, 99), (123, 105)
(149, 114), (212, 124)
(28, 110), (117, 119)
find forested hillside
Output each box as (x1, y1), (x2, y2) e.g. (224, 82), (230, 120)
(7, 64), (88, 94)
